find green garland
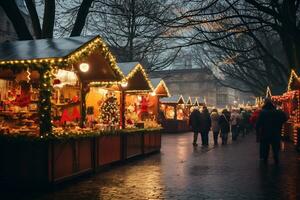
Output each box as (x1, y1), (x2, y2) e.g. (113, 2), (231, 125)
(39, 64), (53, 135)
(0, 128), (162, 143)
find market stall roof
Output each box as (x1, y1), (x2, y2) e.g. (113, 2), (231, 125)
(287, 69), (300, 91)
(118, 62), (154, 92)
(193, 97), (199, 106)
(151, 78), (171, 97)
(185, 96), (192, 105)
(265, 86), (272, 98)
(0, 36), (94, 61)
(0, 35), (125, 83)
(160, 95), (185, 104)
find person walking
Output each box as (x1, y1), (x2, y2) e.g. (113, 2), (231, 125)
(250, 108), (263, 159)
(219, 109), (231, 145)
(230, 109), (241, 141)
(210, 109), (220, 145)
(239, 109), (251, 136)
(189, 106), (201, 146)
(256, 100), (287, 164)
(199, 106), (211, 146)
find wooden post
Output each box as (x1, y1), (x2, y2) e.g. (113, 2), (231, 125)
(174, 104), (177, 120)
(80, 82), (87, 128)
(39, 64), (52, 135)
(120, 90), (126, 129)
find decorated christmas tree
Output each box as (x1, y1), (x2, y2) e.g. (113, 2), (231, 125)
(99, 93), (120, 127)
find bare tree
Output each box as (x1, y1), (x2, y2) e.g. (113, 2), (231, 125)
(85, 0), (181, 71)
(154, 0), (300, 94)
(0, 0), (96, 39)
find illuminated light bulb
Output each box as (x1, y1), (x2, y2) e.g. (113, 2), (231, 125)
(121, 81), (128, 88)
(79, 63), (89, 72)
(151, 91), (156, 96)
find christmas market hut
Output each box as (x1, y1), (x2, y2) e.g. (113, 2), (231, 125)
(271, 70), (300, 148)
(116, 62), (162, 157)
(159, 95), (190, 132)
(150, 78), (171, 98)
(0, 35), (125, 136)
(150, 78), (171, 124)
(185, 96), (193, 117)
(0, 36), (161, 188)
(117, 62), (160, 129)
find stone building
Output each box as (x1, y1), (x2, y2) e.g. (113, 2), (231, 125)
(150, 68), (254, 108)
(0, 0), (32, 42)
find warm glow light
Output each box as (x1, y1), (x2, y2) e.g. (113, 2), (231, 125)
(79, 63), (89, 72)
(121, 81), (128, 88)
(151, 91), (156, 96)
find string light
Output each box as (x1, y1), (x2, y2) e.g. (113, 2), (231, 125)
(287, 69), (298, 91)
(125, 63), (154, 91)
(265, 86), (272, 98)
(0, 36), (126, 82)
(153, 80), (171, 97)
(186, 97), (192, 105)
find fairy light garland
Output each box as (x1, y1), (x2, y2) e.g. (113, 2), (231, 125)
(185, 97), (192, 105)
(0, 36), (125, 81)
(154, 80), (171, 97)
(178, 95), (185, 104)
(287, 69), (298, 91)
(265, 86), (272, 98)
(126, 63), (154, 91)
(193, 98), (199, 106)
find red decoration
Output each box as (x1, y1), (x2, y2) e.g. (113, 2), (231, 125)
(60, 109), (71, 123)
(71, 107), (80, 121)
(72, 95), (79, 103)
(53, 79), (61, 85)
(140, 96), (149, 113)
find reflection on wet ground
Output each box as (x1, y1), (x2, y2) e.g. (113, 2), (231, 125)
(6, 132), (300, 200)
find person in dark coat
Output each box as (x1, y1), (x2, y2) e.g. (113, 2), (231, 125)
(256, 100), (287, 164)
(210, 109), (220, 145)
(219, 109), (231, 145)
(189, 107), (201, 146)
(199, 106), (211, 146)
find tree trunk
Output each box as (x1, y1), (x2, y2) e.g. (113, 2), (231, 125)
(25, 0), (42, 38)
(70, 0), (94, 36)
(0, 0), (33, 40)
(278, 0), (300, 71)
(42, 0), (55, 38)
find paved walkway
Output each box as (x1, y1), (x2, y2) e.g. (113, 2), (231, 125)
(9, 132), (300, 200)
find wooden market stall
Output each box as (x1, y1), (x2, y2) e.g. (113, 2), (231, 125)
(271, 70), (300, 149)
(0, 36), (161, 188)
(185, 96), (193, 117)
(150, 78), (171, 121)
(118, 62), (161, 157)
(159, 95), (190, 132)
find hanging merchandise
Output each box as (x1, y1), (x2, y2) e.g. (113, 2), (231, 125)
(54, 69), (78, 86)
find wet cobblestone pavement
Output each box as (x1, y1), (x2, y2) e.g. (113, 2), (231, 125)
(5, 132), (300, 200)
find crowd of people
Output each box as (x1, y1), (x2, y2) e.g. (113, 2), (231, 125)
(189, 99), (287, 165)
(189, 106), (251, 146)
